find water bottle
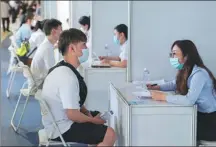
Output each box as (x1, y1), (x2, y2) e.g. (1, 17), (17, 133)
(143, 68), (150, 87)
(100, 110), (114, 121)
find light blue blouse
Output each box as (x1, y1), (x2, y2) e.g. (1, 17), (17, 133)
(160, 65), (216, 113)
(15, 24), (32, 47)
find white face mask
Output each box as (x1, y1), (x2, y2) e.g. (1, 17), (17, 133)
(31, 20), (37, 27)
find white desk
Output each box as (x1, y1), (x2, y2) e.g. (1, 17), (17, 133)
(109, 83), (197, 146)
(79, 64), (126, 112)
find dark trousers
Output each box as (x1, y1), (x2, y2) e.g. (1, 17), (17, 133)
(2, 17), (10, 32)
(11, 8), (17, 23)
(197, 111), (216, 141)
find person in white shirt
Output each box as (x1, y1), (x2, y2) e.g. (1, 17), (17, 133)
(99, 24), (128, 68)
(42, 28), (116, 146)
(30, 19), (62, 88)
(28, 19), (48, 58)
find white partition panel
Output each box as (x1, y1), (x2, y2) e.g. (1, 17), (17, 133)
(56, 1), (70, 30)
(129, 1), (216, 81)
(69, 1), (91, 29)
(91, 1), (129, 56)
(42, 1), (57, 19)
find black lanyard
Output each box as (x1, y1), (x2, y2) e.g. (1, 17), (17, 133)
(47, 60), (88, 107)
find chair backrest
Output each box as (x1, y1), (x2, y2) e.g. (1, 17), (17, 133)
(34, 90), (67, 146)
(9, 44), (21, 63)
(17, 61), (39, 92)
(9, 35), (19, 50)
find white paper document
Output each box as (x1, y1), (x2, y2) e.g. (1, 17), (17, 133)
(132, 90), (151, 98)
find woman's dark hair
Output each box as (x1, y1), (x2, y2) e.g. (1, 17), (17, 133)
(34, 19), (48, 31)
(20, 11), (34, 27)
(78, 16), (90, 30)
(114, 24), (128, 39)
(172, 40), (216, 95)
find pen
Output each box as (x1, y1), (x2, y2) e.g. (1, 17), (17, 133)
(151, 84), (158, 86)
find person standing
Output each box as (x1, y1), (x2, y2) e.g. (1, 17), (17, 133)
(9, 0), (18, 24)
(1, 0), (11, 32)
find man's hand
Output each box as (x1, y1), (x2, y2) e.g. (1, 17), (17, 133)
(87, 112), (93, 117)
(101, 59), (110, 64)
(94, 113), (101, 118)
(91, 117), (106, 125)
(80, 106), (93, 117)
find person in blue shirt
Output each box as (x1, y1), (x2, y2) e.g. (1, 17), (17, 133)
(148, 40), (216, 142)
(15, 12), (34, 47)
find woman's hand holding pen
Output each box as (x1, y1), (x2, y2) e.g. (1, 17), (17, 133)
(146, 84), (160, 90)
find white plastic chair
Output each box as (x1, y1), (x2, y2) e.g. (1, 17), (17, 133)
(34, 90), (84, 147)
(10, 61), (39, 132)
(6, 35), (22, 98)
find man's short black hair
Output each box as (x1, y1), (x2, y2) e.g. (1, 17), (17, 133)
(58, 28), (87, 56)
(43, 18), (62, 36)
(114, 24), (128, 39)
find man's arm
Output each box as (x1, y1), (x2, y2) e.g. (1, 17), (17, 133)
(99, 56), (121, 61)
(106, 56), (121, 61)
(59, 67), (104, 124)
(66, 109), (93, 123)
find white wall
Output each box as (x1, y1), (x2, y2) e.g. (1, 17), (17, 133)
(69, 1), (91, 29)
(130, 1), (216, 81)
(42, 1), (57, 19)
(56, 1), (70, 30)
(91, 1), (129, 56)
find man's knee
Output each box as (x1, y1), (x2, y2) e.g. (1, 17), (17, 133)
(105, 127), (116, 142)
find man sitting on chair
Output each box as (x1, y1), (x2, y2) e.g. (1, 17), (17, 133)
(41, 28), (116, 146)
(30, 19), (62, 88)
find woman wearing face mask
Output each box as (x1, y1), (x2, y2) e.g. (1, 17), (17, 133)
(78, 15), (91, 63)
(15, 12), (35, 47)
(99, 24), (128, 68)
(148, 40), (216, 142)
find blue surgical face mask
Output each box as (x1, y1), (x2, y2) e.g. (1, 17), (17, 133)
(79, 49), (89, 63)
(169, 58), (184, 70)
(113, 35), (120, 45)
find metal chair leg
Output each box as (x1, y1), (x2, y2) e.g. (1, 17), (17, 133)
(10, 81), (27, 132)
(11, 89), (23, 132)
(16, 94), (30, 131)
(6, 70), (16, 98)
